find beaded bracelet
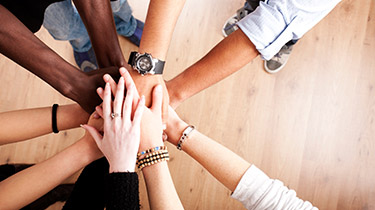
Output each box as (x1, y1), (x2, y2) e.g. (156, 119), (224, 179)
(138, 156), (169, 170)
(137, 151), (170, 170)
(136, 150), (169, 165)
(177, 125), (195, 150)
(137, 145), (167, 158)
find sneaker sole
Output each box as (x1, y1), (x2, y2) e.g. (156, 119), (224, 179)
(264, 57), (289, 74)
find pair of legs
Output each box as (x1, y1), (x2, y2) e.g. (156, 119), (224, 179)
(223, 0), (299, 73)
(43, 0), (143, 72)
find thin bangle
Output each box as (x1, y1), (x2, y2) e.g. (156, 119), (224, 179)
(52, 104), (59, 133)
(177, 125), (195, 150)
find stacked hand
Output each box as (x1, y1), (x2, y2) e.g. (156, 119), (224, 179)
(82, 68), (164, 172)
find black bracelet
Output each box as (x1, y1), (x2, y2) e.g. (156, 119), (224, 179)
(52, 104), (59, 134)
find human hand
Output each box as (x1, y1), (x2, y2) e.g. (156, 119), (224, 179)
(95, 69), (164, 151)
(74, 66), (121, 113)
(138, 85), (164, 151)
(164, 106), (188, 146)
(98, 67), (168, 125)
(127, 68), (169, 125)
(82, 76), (145, 173)
(80, 112), (105, 161)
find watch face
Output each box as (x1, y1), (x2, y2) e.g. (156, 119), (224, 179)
(136, 54), (153, 73)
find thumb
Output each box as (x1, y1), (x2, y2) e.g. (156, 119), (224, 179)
(151, 85), (163, 115)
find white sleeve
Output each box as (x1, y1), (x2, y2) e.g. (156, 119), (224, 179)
(237, 0), (341, 60)
(231, 165), (318, 210)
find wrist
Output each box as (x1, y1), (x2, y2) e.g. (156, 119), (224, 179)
(64, 71), (87, 102)
(166, 120), (188, 146)
(166, 80), (185, 109)
(77, 135), (102, 164)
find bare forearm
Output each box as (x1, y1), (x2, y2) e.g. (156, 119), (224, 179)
(168, 121), (250, 192)
(73, 0), (125, 67)
(167, 29), (259, 107)
(139, 0), (186, 60)
(142, 162), (184, 210)
(0, 104), (89, 145)
(0, 137), (98, 209)
(0, 5), (83, 98)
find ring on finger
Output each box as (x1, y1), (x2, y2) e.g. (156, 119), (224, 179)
(111, 112), (121, 119)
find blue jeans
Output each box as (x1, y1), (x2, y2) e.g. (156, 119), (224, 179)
(43, 0), (137, 52)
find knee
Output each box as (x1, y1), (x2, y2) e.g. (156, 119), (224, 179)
(43, 1), (78, 40)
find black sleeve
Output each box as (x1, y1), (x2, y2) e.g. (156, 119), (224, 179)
(105, 172), (140, 210)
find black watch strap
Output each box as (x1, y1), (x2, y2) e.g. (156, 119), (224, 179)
(154, 59), (165, 74)
(128, 52), (137, 65)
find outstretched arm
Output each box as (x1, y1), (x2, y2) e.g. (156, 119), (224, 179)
(73, 0), (126, 68)
(167, 29), (259, 108)
(0, 123), (102, 210)
(0, 5), (121, 113)
(140, 87), (184, 210)
(0, 5), (83, 97)
(165, 107), (250, 191)
(0, 104), (90, 146)
(165, 107), (317, 209)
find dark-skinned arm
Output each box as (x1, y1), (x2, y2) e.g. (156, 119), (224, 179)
(73, 0), (126, 68)
(0, 5), (120, 113)
(167, 29), (259, 108)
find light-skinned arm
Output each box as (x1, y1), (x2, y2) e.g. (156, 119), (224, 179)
(164, 107), (318, 209)
(140, 86), (184, 210)
(0, 104), (90, 146)
(167, 29), (259, 108)
(165, 106), (250, 191)
(0, 115), (103, 210)
(127, 0), (186, 122)
(95, 72), (184, 210)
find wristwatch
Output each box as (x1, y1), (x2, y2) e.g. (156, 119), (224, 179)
(128, 52), (165, 76)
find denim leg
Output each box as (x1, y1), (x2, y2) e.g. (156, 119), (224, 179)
(111, 0), (137, 37)
(43, 0), (92, 52)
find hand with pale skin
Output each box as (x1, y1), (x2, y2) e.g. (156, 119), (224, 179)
(101, 67), (168, 126)
(96, 68), (164, 149)
(82, 75), (145, 173)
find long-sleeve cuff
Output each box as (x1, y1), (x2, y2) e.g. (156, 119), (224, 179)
(232, 165), (318, 210)
(105, 172), (140, 210)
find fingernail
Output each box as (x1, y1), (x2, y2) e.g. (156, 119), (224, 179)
(80, 124), (84, 128)
(155, 85), (162, 92)
(162, 124), (167, 130)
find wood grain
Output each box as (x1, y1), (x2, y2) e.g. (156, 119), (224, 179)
(0, 0), (374, 209)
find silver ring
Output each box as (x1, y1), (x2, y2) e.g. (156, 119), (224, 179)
(111, 113), (120, 119)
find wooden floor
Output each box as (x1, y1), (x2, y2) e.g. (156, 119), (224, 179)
(1, 0), (374, 209)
